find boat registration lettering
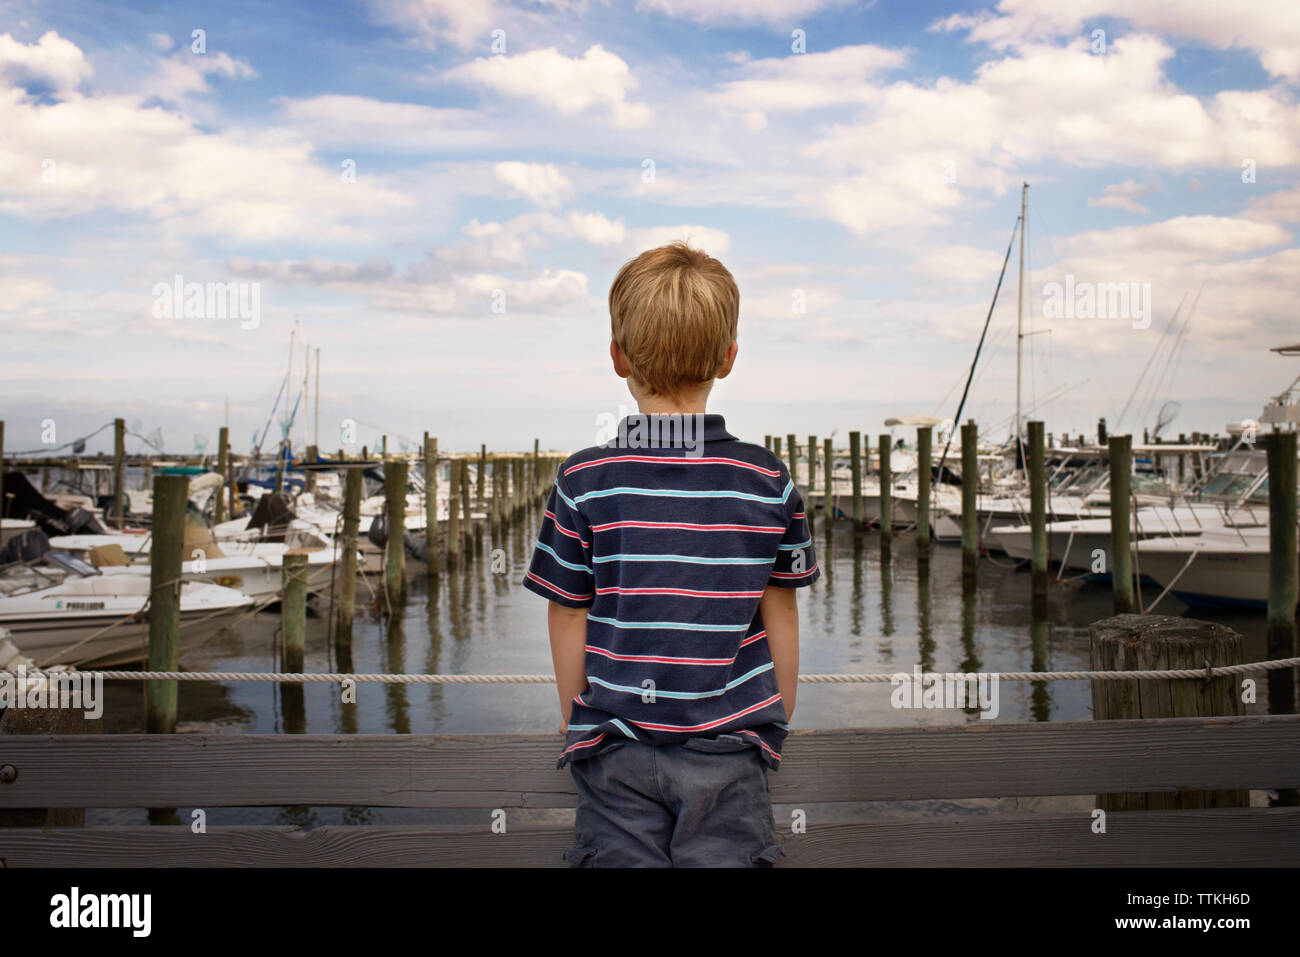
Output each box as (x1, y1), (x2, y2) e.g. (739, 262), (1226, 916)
(64, 601), (106, 611)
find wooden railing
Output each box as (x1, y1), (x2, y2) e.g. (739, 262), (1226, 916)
(2, 714), (1299, 866)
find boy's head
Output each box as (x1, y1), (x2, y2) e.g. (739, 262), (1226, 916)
(609, 241), (739, 408)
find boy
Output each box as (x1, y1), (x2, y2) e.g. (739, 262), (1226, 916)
(522, 241), (818, 867)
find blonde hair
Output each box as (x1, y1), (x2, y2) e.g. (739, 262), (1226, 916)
(609, 241), (739, 398)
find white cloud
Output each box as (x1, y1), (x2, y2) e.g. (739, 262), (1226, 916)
(494, 161), (573, 207)
(447, 45), (652, 128)
(709, 45), (910, 112)
(1089, 179), (1157, 213)
(279, 95), (497, 151)
(627, 224), (731, 255)
(0, 31), (91, 94)
(934, 0), (1300, 81)
(636, 0), (852, 26)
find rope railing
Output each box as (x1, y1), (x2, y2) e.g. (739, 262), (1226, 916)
(7, 656), (1299, 684)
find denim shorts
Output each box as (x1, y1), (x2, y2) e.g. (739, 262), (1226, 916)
(564, 733), (783, 868)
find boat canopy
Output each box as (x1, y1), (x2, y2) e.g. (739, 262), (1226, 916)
(884, 415), (948, 427)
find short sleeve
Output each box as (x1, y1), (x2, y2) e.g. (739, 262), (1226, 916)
(522, 467), (595, 608)
(768, 483), (820, 588)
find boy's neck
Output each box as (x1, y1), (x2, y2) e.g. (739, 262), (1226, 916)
(634, 385), (712, 416)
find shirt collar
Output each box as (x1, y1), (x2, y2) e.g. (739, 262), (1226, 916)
(612, 413), (734, 447)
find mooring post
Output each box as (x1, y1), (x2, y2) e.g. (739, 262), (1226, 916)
(304, 445), (317, 494)
(215, 426), (229, 524)
(147, 474), (188, 734)
(764, 435), (771, 451)
(281, 552), (308, 673)
(773, 435), (782, 458)
(916, 425), (932, 561)
(1108, 434), (1135, 614)
(336, 466), (362, 644)
(384, 458), (407, 605)
(1090, 614), (1247, 810)
(806, 435), (818, 533)
(961, 420), (978, 583)
(532, 439), (540, 502)
(112, 417), (126, 530)
(424, 434), (439, 577)
(878, 434), (892, 534)
(849, 431), (863, 528)
(786, 433), (797, 488)
(823, 437), (834, 521)
(1029, 420), (1047, 606)
(1266, 430), (1298, 712)
(446, 455), (461, 567)
(475, 443), (485, 508)
(459, 458), (473, 558)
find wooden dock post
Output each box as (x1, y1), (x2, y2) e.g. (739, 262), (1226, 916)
(112, 417), (126, 529)
(786, 434), (797, 487)
(478, 444), (487, 508)
(961, 420), (978, 583)
(424, 434), (439, 577)
(823, 437), (834, 520)
(336, 467), (362, 644)
(215, 426), (229, 524)
(304, 445), (317, 493)
(1028, 420), (1047, 605)
(1108, 434), (1135, 614)
(764, 435), (771, 452)
(1266, 430), (1298, 713)
(532, 439), (540, 502)
(147, 474), (188, 734)
(459, 458), (473, 558)
(916, 425), (932, 561)
(384, 458), (408, 605)
(281, 552), (308, 674)
(806, 435), (817, 533)
(1090, 614), (1247, 810)
(878, 434), (892, 533)
(773, 435), (782, 458)
(446, 455), (461, 566)
(849, 431), (863, 528)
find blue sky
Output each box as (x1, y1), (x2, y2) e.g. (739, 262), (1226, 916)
(1, 0), (1298, 457)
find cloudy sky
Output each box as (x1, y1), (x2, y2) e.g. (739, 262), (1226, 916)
(1, 0), (1298, 458)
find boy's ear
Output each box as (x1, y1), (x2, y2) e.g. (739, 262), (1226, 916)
(610, 339), (632, 379)
(715, 340), (739, 380)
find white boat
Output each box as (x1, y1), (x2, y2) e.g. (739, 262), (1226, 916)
(1137, 527), (1278, 609)
(47, 533), (345, 601)
(0, 574), (252, 667)
(1, 518), (36, 547)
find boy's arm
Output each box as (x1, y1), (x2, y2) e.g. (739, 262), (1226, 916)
(549, 601), (590, 731)
(759, 584), (799, 721)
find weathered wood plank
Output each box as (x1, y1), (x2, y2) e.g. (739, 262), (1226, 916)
(2, 716), (1297, 809)
(2, 809), (1297, 867)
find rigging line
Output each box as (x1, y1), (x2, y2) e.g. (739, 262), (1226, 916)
(7, 421), (116, 457)
(255, 371), (289, 454)
(1117, 290), (1187, 431)
(1145, 283), (1201, 430)
(936, 212), (1021, 479)
(1137, 292), (1189, 431)
(1147, 283), (1202, 429)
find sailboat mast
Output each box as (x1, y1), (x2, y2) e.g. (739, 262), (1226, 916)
(1015, 181), (1028, 465)
(314, 346), (320, 449)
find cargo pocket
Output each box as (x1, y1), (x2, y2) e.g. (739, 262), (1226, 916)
(750, 844), (783, 868)
(563, 844), (598, 868)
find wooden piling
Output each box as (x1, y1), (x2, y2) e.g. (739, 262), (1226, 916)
(147, 474), (188, 734)
(773, 435), (782, 458)
(849, 431), (863, 527)
(1028, 420), (1047, 604)
(446, 455), (461, 566)
(281, 552), (308, 674)
(1266, 430), (1298, 713)
(478, 444), (487, 507)
(823, 437), (834, 521)
(336, 466), (361, 645)
(786, 434), (797, 487)
(878, 434), (892, 532)
(112, 417), (125, 529)
(961, 420), (978, 583)
(304, 445), (317, 493)
(215, 426), (229, 524)
(764, 435), (771, 452)
(459, 458), (473, 557)
(1108, 434), (1135, 614)
(384, 458), (407, 605)
(532, 439), (540, 502)
(806, 435), (818, 533)
(1090, 615), (1247, 810)
(916, 426), (932, 560)
(424, 434), (439, 578)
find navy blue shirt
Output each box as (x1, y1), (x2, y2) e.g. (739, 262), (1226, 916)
(523, 413), (819, 770)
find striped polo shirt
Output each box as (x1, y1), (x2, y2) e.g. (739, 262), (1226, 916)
(523, 413), (819, 771)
